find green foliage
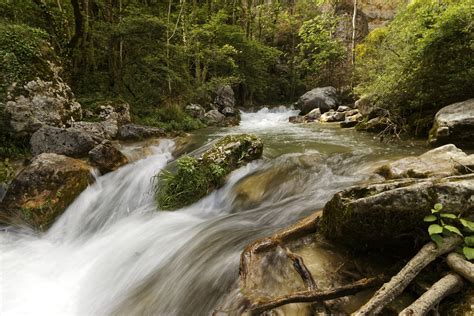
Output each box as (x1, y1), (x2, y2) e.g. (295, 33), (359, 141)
(0, 22), (54, 98)
(136, 104), (205, 132)
(424, 203), (474, 260)
(355, 0), (474, 134)
(0, 158), (14, 183)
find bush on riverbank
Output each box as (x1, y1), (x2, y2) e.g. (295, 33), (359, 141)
(355, 0), (473, 135)
(155, 134), (263, 210)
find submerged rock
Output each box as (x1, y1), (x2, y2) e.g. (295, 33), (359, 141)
(156, 134), (263, 210)
(88, 141), (128, 174)
(117, 123), (165, 141)
(0, 153), (93, 230)
(296, 86), (339, 115)
(321, 174), (474, 251)
(429, 99), (474, 149)
(376, 144), (474, 179)
(30, 126), (98, 157)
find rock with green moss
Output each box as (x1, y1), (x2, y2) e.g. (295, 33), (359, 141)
(156, 134), (263, 210)
(321, 174), (474, 251)
(0, 153), (93, 230)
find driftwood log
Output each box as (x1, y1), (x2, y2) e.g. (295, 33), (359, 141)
(352, 236), (462, 316)
(399, 272), (464, 316)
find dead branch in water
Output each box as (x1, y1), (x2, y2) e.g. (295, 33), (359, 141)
(352, 236), (462, 316)
(247, 275), (386, 315)
(281, 246), (317, 290)
(399, 272), (464, 316)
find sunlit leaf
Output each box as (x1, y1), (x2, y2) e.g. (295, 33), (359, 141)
(460, 219), (474, 232)
(428, 224), (443, 235)
(434, 203), (443, 211)
(462, 247), (474, 260)
(444, 225), (463, 236)
(440, 213), (457, 219)
(464, 236), (474, 247)
(423, 215), (437, 222)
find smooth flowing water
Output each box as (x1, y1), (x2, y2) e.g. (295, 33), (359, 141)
(0, 107), (426, 315)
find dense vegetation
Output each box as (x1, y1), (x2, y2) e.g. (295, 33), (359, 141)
(355, 0), (473, 134)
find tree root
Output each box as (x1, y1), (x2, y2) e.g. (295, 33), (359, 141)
(446, 252), (474, 284)
(352, 236), (462, 316)
(399, 272), (464, 316)
(247, 276), (386, 315)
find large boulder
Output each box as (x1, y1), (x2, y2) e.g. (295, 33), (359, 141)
(156, 134), (263, 210)
(203, 109), (226, 126)
(30, 126), (98, 157)
(214, 85), (235, 113)
(71, 120), (118, 140)
(117, 123), (165, 141)
(0, 153), (93, 230)
(5, 78), (82, 135)
(376, 144), (474, 179)
(354, 96), (374, 116)
(88, 141), (128, 174)
(98, 101), (131, 126)
(321, 174), (474, 251)
(428, 99), (474, 149)
(296, 87), (339, 115)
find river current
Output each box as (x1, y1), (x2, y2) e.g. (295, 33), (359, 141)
(0, 107), (425, 315)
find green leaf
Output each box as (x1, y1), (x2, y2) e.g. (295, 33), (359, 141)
(428, 224), (443, 235)
(423, 215), (437, 222)
(434, 203), (443, 211)
(464, 235), (474, 247)
(460, 219), (474, 231)
(462, 246), (474, 260)
(430, 234), (444, 247)
(440, 213), (457, 219)
(443, 225), (463, 236)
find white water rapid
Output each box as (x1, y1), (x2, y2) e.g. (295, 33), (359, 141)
(0, 107), (423, 315)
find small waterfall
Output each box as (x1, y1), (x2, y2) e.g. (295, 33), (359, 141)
(0, 107), (423, 315)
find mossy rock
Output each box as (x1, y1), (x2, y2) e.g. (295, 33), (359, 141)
(320, 174), (474, 252)
(155, 134), (263, 210)
(0, 153), (93, 230)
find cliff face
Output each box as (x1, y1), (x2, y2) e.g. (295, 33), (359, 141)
(355, 0), (408, 30)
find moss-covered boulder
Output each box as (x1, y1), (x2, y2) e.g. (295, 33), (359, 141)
(156, 134), (263, 210)
(321, 174), (474, 251)
(0, 153), (93, 230)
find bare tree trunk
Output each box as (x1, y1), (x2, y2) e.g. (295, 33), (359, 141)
(399, 273), (464, 316)
(447, 252), (474, 283)
(351, 0), (357, 65)
(352, 236), (462, 316)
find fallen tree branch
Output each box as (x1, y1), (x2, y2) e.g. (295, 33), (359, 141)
(446, 252), (474, 283)
(281, 246), (317, 290)
(352, 236), (462, 316)
(247, 276), (386, 315)
(399, 272), (464, 316)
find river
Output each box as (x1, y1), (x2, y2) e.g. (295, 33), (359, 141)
(0, 107), (426, 315)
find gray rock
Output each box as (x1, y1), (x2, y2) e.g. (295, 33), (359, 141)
(304, 108), (321, 122)
(185, 104), (205, 119)
(0, 153), (93, 230)
(88, 141), (129, 174)
(117, 124), (165, 141)
(5, 78), (82, 135)
(321, 174), (474, 250)
(355, 117), (390, 133)
(376, 144), (474, 179)
(429, 99), (474, 149)
(30, 126), (98, 157)
(296, 87), (339, 115)
(98, 101), (131, 126)
(354, 96), (373, 116)
(345, 109), (360, 117)
(337, 105), (351, 112)
(340, 113), (363, 128)
(221, 106), (236, 117)
(215, 85), (235, 113)
(289, 115), (305, 124)
(203, 110), (226, 125)
(71, 120), (118, 140)
(320, 110), (345, 122)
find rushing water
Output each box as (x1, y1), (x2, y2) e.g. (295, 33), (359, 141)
(0, 107), (426, 316)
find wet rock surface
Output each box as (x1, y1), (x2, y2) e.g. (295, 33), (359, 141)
(88, 141), (129, 174)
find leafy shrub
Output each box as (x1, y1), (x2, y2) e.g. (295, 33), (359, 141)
(424, 203), (474, 260)
(136, 104), (206, 132)
(355, 0), (474, 134)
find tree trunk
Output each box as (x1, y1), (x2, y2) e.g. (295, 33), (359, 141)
(351, 0), (357, 65)
(352, 236), (462, 316)
(399, 273), (464, 316)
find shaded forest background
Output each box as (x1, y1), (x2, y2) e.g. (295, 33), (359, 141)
(0, 0), (472, 132)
